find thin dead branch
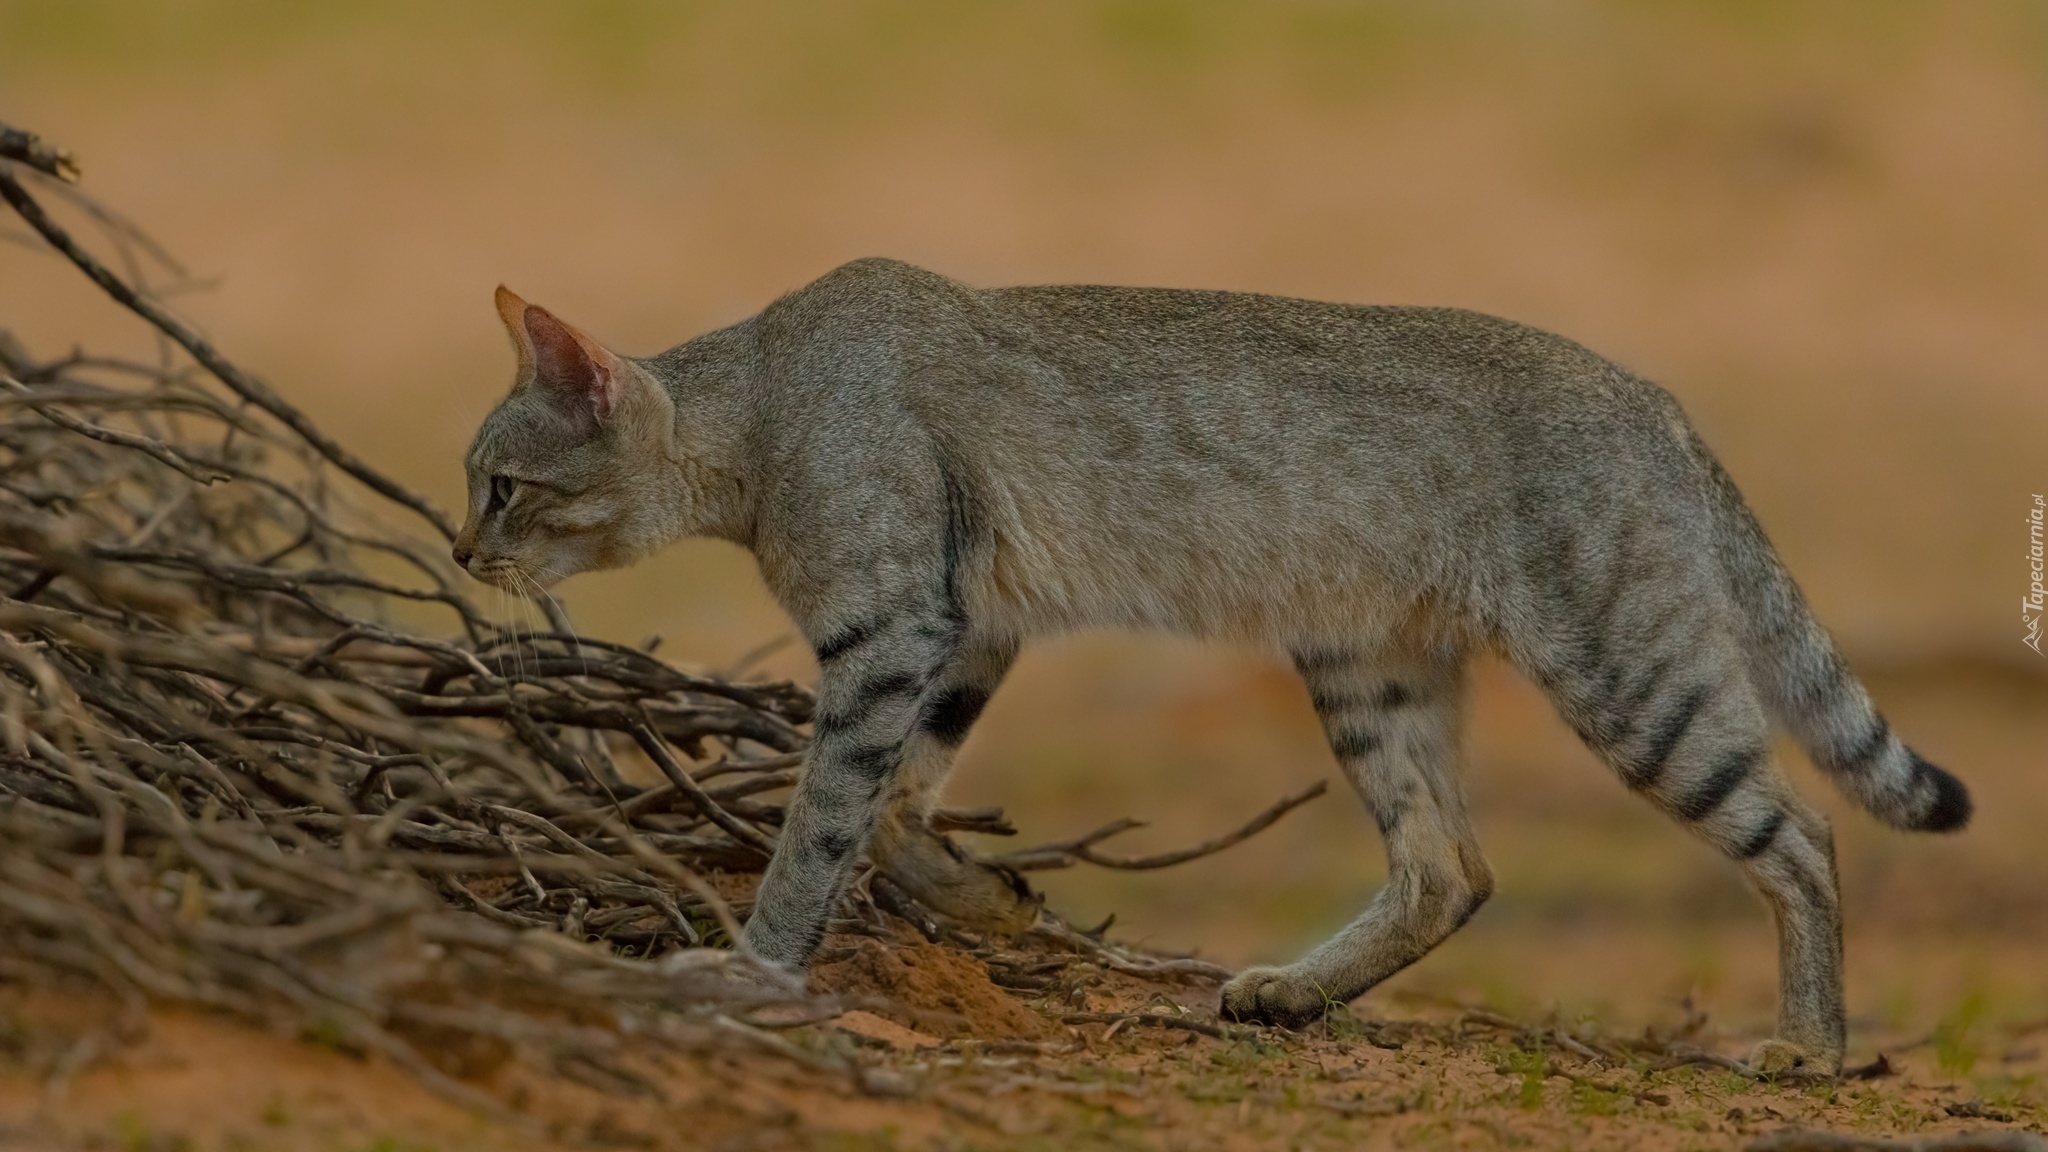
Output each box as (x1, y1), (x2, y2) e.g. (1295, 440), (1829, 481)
(0, 123), (79, 182)
(997, 780), (1327, 871)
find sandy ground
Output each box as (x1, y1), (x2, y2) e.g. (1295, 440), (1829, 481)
(1, 907), (2042, 1152)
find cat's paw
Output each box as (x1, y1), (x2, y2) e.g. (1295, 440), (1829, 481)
(1220, 965), (1336, 1030)
(876, 833), (1040, 937)
(1747, 1038), (1829, 1076)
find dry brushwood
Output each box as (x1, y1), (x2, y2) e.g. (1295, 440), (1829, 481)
(0, 123), (1324, 1110)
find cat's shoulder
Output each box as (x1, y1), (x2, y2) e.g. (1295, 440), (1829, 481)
(779, 257), (967, 310)
(751, 258), (973, 345)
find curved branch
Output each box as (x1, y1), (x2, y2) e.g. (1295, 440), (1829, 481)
(0, 168), (456, 540)
(997, 780), (1328, 872)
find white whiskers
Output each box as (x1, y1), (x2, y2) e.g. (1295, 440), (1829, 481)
(527, 563), (590, 681)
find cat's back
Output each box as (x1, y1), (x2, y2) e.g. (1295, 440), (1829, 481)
(980, 280), (1658, 416)
(753, 258), (1686, 512)
(762, 258), (1647, 418)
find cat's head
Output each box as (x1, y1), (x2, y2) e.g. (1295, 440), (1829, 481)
(453, 286), (682, 590)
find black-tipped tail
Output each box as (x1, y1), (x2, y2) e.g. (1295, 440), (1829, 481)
(1692, 431), (1972, 838)
(1909, 754), (1972, 832)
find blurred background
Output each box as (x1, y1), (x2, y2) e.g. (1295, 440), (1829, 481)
(3, 1), (2043, 1046)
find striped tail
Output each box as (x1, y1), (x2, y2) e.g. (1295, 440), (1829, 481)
(1696, 446), (1971, 833)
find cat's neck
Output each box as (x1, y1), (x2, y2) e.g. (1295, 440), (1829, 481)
(640, 320), (761, 547)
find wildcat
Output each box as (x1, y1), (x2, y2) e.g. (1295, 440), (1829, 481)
(455, 259), (1970, 1074)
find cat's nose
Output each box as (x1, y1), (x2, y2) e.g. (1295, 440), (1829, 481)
(451, 545), (473, 569)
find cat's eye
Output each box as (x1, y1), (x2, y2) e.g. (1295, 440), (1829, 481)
(488, 474), (517, 512)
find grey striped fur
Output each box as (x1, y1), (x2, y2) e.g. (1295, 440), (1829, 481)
(456, 262), (1970, 1074)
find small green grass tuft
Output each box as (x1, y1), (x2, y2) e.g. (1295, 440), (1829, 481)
(114, 1112), (192, 1152)
(1933, 992), (1988, 1076)
(1182, 1073), (1249, 1104)
(1504, 1045), (1548, 1110)
(299, 1015), (365, 1058)
(1972, 1071), (2043, 1117)
(1569, 1080), (1627, 1116)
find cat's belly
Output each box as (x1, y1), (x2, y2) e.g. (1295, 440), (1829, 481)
(974, 512), (1431, 646)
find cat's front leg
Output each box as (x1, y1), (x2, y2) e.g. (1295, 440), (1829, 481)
(741, 612), (958, 969)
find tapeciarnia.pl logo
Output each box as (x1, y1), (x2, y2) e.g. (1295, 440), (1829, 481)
(2027, 494), (2045, 656)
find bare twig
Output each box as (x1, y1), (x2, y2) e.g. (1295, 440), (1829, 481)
(0, 121), (80, 182)
(1061, 1010), (1247, 1041)
(998, 780), (1327, 871)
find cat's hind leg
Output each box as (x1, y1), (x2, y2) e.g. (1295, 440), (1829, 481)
(1223, 643), (1492, 1028)
(1523, 608), (1844, 1073)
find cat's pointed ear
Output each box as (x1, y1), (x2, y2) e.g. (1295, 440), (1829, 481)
(520, 301), (623, 428)
(494, 284), (535, 380)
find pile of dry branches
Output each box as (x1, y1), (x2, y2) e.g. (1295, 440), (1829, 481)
(0, 123), (1323, 1106)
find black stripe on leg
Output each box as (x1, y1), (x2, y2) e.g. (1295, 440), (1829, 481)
(1626, 685), (1709, 790)
(812, 670), (926, 734)
(814, 620), (879, 664)
(1673, 745), (1764, 822)
(920, 684), (991, 746)
(811, 826), (859, 861)
(1329, 728), (1381, 760)
(1735, 809), (1786, 860)
(1375, 681), (1412, 709)
(1605, 656), (1675, 743)
(840, 742), (902, 782)
(859, 669), (924, 700)
(1306, 685), (1369, 714)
